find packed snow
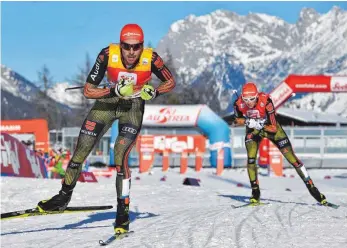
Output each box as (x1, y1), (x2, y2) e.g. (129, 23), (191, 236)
(1, 168), (347, 248)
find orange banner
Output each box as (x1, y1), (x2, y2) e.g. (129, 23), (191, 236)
(258, 138), (270, 167)
(269, 142), (283, 177)
(0, 119), (49, 152)
(137, 135), (155, 173)
(137, 135), (206, 173)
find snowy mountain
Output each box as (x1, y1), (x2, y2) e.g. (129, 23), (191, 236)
(1, 64), (42, 102)
(47, 82), (93, 109)
(156, 6), (347, 116)
(1, 65), (87, 109)
(1, 65), (88, 128)
(2, 7), (347, 120)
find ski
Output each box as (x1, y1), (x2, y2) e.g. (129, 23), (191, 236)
(321, 202), (339, 209)
(1, 205), (113, 220)
(231, 202), (269, 209)
(231, 202), (339, 209)
(99, 231), (134, 246)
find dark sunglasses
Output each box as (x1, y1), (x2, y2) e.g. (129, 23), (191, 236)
(242, 96), (257, 102)
(121, 42), (143, 51)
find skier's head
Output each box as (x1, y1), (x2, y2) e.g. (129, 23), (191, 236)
(241, 82), (258, 108)
(120, 24), (144, 67)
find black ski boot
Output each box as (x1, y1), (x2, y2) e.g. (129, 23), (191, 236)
(114, 198), (130, 234)
(305, 178), (327, 204)
(37, 183), (74, 212)
(250, 181), (261, 203)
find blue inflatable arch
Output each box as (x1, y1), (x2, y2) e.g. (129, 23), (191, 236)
(109, 105), (232, 168)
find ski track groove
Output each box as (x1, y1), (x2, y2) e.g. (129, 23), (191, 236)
(202, 208), (228, 248)
(184, 208), (221, 248)
(138, 207), (219, 247)
(235, 206), (262, 248)
(287, 203), (299, 228)
(187, 217), (197, 248)
(249, 222), (261, 248)
(287, 194), (313, 228)
(140, 242), (153, 248)
(251, 208), (270, 246)
(166, 210), (191, 241)
(252, 210), (265, 226)
(273, 204), (290, 240)
(2, 171), (347, 248)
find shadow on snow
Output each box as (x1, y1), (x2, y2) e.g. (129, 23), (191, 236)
(1, 210), (159, 236)
(219, 194), (311, 206)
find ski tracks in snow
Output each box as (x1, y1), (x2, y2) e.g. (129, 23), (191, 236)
(2, 171), (347, 248)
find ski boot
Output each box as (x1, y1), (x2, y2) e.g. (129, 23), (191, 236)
(250, 181), (261, 203)
(114, 198), (130, 235)
(37, 183), (73, 212)
(304, 178), (327, 205)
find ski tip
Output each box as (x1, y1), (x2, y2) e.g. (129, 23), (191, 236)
(231, 202), (269, 209)
(321, 202), (340, 209)
(99, 240), (107, 246)
(98, 231), (134, 246)
(327, 204), (340, 209)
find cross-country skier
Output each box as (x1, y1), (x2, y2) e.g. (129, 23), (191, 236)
(37, 24), (176, 235)
(233, 82), (327, 205)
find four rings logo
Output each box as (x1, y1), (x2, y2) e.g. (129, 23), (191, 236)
(278, 139), (289, 148)
(122, 126), (137, 135)
(69, 162), (81, 168)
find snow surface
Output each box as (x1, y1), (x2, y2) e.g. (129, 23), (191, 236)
(1, 168), (347, 248)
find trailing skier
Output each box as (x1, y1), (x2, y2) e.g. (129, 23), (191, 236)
(233, 82), (327, 205)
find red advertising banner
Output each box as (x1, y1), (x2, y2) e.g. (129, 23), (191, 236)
(270, 75), (347, 109)
(1, 132), (47, 178)
(78, 172), (98, 183)
(287, 75), (331, 92)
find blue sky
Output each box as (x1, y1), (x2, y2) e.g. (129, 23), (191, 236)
(1, 1), (346, 84)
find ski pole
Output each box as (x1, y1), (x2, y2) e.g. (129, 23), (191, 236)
(64, 83), (111, 92)
(232, 89), (239, 99)
(64, 86), (84, 91)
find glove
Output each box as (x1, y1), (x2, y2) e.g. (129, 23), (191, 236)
(141, 85), (157, 100)
(246, 118), (265, 130)
(246, 119), (257, 129)
(115, 78), (134, 97)
(256, 119), (266, 130)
